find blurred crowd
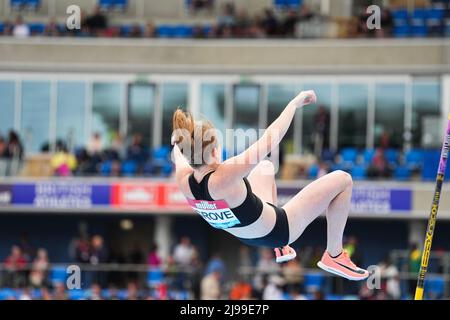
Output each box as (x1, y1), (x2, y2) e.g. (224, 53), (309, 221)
(2, 233), (445, 300)
(0, 2), (397, 40)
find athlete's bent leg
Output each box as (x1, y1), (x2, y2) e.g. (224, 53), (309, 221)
(282, 170), (368, 280)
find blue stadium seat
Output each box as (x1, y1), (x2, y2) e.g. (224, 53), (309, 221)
(321, 149), (336, 163)
(392, 8), (409, 25)
(114, 0), (128, 11)
(286, 0), (302, 8)
(203, 25), (212, 36)
(384, 148), (399, 166)
(304, 273), (324, 293)
(157, 25), (175, 38)
(394, 166), (411, 181)
(362, 149), (376, 164)
(0, 23), (4, 34)
(10, 0), (25, 10)
(0, 288), (18, 300)
(308, 164), (319, 178)
(421, 150), (440, 180)
(99, 0), (114, 10)
(411, 24), (428, 37)
(68, 289), (86, 300)
(426, 7), (445, 24)
(174, 25), (194, 38)
(325, 294), (343, 300)
(121, 160), (137, 176)
(340, 148), (358, 168)
(28, 22), (45, 35)
(50, 266), (67, 285)
(424, 276), (445, 298)
(393, 25), (411, 37)
(100, 161), (113, 176)
(147, 268), (164, 287)
(351, 165), (367, 180)
(405, 149), (424, 169)
(412, 8), (427, 22)
(26, 0), (40, 10)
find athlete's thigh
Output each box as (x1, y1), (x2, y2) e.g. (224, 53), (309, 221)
(247, 160), (276, 203)
(282, 170), (351, 241)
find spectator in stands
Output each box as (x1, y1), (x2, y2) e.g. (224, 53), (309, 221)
(173, 236), (195, 267)
(126, 282), (140, 300)
(50, 143), (78, 177)
(129, 24), (143, 38)
(12, 16), (30, 38)
(45, 17), (60, 37)
(147, 243), (162, 268)
(262, 274), (284, 300)
(4, 245), (27, 288)
(189, 0), (214, 14)
(29, 248), (49, 288)
(87, 132), (104, 156)
(261, 8), (279, 37)
(19, 287), (32, 300)
(229, 277), (253, 300)
(205, 253), (226, 283)
(234, 9), (251, 37)
(144, 22), (157, 38)
(6, 130), (24, 160)
(282, 257), (303, 292)
(408, 243), (421, 296)
(217, 2), (236, 30)
(126, 133), (147, 164)
(282, 9), (299, 37)
(313, 106), (330, 157)
(238, 245), (253, 269)
(89, 235), (108, 286)
(1, 19), (13, 36)
(84, 5), (108, 36)
(0, 135), (7, 157)
(53, 282), (68, 300)
(200, 270), (221, 300)
(343, 236), (363, 268)
(88, 283), (103, 300)
(367, 148), (391, 178)
(379, 255), (401, 300)
(317, 161), (330, 178)
(40, 287), (53, 300)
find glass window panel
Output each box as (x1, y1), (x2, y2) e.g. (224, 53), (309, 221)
(233, 84), (260, 153)
(338, 83), (368, 149)
(92, 82), (122, 147)
(0, 81), (15, 137)
(200, 83), (226, 140)
(267, 84), (297, 154)
(162, 83), (188, 146)
(233, 84), (260, 129)
(128, 84), (155, 147)
(412, 82), (441, 148)
(21, 81), (51, 152)
(301, 83), (332, 154)
(56, 81), (86, 149)
(374, 83), (405, 149)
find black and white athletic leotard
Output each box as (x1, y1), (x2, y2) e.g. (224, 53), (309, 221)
(187, 171), (290, 248)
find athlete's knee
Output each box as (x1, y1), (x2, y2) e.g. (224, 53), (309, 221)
(258, 160), (275, 176)
(334, 170), (353, 188)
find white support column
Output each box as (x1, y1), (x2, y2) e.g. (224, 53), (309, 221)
(441, 76), (450, 135)
(330, 81), (339, 151)
(154, 215), (173, 261)
(49, 79), (57, 153)
(188, 79), (200, 117)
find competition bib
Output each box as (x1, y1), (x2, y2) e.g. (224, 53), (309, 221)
(187, 199), (241, 229)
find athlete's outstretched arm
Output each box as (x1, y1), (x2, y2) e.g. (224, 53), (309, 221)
(217, 90), (317, 182)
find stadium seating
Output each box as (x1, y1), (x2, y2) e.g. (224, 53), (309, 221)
(308, 164), (319, 178)
(28, 22), (45, 35)
(99, 0), (128, 11)
(393, 165), (411, 180)
(100, 161), (113, 176)
(147, 268), (164, 287)
(121, 160), (138, 176)
(350, 165), (367, 180)
(50, 266), (67, 285)
(10, 0), (40, 10)
(303, 272), (324, 293)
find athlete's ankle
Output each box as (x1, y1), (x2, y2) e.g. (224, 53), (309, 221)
(327, 249), (343, 259)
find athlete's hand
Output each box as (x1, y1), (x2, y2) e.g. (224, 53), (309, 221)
(290, 90), (317, 109)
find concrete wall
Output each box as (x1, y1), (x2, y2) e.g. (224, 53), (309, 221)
(0, 38), (449, 74)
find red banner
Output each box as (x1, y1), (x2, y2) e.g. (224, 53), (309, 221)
(111, 182), (161, 209)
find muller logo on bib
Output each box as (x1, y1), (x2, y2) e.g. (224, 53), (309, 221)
(187, 199), (241, 229)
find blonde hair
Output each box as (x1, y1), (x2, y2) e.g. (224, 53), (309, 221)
(172, 108), (218, 168)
